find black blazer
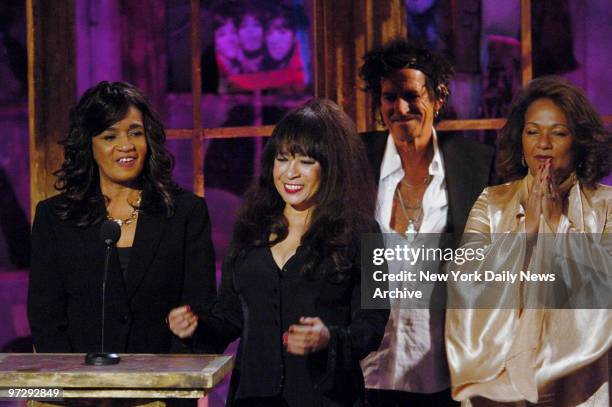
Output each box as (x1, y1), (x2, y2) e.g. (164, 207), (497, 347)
(28, 190), (216, 354)
(361, 130), (496, 243)
(194, 237), (389, 406)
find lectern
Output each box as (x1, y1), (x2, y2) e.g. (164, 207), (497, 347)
(0, 353), (233, 406)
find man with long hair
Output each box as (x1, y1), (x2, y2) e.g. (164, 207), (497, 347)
(358, 38), (496, 406)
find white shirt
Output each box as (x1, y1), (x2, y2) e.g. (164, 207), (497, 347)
(360, 130), (451, 393)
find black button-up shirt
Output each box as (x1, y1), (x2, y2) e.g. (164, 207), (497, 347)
(196, 245), (388, 406)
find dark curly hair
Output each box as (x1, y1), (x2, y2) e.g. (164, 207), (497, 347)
(209, 1), (239, 29)
(359, 37), (454, 122)
(229, 99), (377, 278)
(237, 0), (267, 25)
(53, 81), (178, 226)
(497, 76), (611, 187)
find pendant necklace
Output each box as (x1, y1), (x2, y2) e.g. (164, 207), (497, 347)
(394, 174), (432, 241)
(395, 188), (423, 242)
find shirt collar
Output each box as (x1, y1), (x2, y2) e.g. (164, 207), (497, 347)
(379, 128), (444, 181)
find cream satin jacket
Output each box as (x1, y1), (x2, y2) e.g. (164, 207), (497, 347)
(446, 176), (611, 406)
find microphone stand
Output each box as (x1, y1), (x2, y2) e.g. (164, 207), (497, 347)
(85, 238), (121, 365)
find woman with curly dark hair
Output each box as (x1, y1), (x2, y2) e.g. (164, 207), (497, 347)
(446, 76), (611, 406)
(168, 99), (388, 407)
(28, 81), (216, 354)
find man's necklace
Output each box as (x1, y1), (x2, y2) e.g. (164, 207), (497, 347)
(395, 188), (422, 241)
(400, 174), (432, 187)
(394, 175), (432, 241)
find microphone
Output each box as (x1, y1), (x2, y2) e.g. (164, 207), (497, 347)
(100, 219), (121, 246)
(85, 220), (122, 366)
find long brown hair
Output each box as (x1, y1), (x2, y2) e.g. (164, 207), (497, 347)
(229, 99), (377, 277)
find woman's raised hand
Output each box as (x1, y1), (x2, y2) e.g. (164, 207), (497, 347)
(167, 305), (198, 339)
(540, 162), (563, 232)
(525, 160), (563, 235)
(284, 317), (330, 355)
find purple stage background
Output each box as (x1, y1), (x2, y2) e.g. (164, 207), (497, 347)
(0, 1), (611, 405)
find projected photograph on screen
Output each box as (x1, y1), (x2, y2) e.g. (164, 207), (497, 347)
(202, 1), (310, 93)
(167, 0), (312, 97)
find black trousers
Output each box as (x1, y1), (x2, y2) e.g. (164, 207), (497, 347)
(366, 388), (460, 407)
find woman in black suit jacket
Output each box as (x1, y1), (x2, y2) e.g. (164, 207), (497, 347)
(169, 99), (389, 406)
(28, 81), (216, 354)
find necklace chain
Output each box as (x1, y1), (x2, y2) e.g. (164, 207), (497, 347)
(400, 174), (432, 188)
(107, 194), (142, 227)
(393, 174), (432, 239)
(395, 188), (423, 237)
(396, 174), (432, 211)
(395, 190), (423, 223)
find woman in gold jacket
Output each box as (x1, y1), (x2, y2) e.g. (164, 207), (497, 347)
(446, 76), (611, 406)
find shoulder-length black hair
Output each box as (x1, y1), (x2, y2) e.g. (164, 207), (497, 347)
(53, 81), (178, 226)
(229, 98), (377, 277)
(497, 76), (611, 187)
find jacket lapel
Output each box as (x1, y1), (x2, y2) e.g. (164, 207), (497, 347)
(125, 209), (166, 300)
(362, 131), (389, 184)
(440, 137), (475, 238)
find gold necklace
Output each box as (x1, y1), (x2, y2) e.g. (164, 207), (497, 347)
(107, 194), (142, 227)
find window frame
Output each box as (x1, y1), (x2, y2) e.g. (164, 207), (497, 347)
(169, 0), (612, 195)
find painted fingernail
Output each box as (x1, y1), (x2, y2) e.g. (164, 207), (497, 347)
(283, 333), (288, 345)
(185, 305), (191, 313)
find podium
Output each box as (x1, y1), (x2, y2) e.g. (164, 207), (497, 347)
(0, 353), (233, 406)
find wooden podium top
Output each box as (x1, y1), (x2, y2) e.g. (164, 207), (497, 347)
(0, 353), (233, 399)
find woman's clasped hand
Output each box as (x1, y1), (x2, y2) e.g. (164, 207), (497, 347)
(524, 160), (565, 235)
